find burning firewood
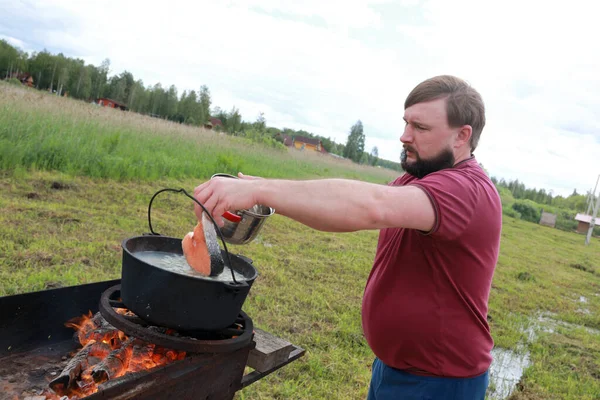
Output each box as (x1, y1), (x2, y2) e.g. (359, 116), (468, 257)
(82, 327), (122, 347)
(128, 340), (157, 372)
(49, 341), (111, 395)
(91, 337), (135, 383)
(67, 311), (119, 346)
(150, 346), (186, 365)
(48, 310), (188, 397)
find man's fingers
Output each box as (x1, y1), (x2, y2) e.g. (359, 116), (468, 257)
(212, 206), (227, 228)
(194, 182), (209, 198)
(194, 203), (202, 221)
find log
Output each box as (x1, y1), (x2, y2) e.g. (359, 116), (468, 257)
(91, 337), (135, 383)
(72, 312), (117, 345)
(85, 327), (122, 345)
(49, 341), (111, 394)
(91, 312), (111, 328)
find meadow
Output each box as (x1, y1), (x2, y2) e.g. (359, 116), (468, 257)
(1, 83), (599, 399)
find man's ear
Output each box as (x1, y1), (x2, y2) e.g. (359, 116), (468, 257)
(455, 125), (472, 148)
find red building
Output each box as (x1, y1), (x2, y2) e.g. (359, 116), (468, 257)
(96, 98), (128, 111)
(204, 117), (224, 130)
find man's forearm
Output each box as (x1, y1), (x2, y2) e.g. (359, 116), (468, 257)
(254, 179), (396, 232)
(194, 175), (434, 232)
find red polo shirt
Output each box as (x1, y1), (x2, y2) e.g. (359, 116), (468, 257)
(361, 157), (502, 377)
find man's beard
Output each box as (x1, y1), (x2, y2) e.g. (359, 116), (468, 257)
(400, 147), (455, 179)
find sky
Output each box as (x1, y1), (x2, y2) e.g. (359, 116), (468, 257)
(1, 0), (599, 197)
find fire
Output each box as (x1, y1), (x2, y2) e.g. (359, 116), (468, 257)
(44, 311), (186, 399)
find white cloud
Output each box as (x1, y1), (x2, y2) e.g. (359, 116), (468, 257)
(1, 0), (599, 196)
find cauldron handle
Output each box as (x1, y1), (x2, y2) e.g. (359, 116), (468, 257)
(147, 188), (241, 285)
(224, 280), (248, 293)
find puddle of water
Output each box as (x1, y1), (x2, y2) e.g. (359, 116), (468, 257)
(488, 311), (599, 399)
(527, 312), (600, 338)
(487, 347), (531, 400)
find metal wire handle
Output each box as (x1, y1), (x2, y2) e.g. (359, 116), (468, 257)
(146, 188), (239, 284)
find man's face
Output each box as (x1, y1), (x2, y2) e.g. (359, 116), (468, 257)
(400, 98), (457, 179)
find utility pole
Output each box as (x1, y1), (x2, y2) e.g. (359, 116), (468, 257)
(585, 191), (600, 246)
(586, 174), (600, 216)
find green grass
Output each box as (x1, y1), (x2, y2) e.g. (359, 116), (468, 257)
(1, 171), (599, 399)
(0, 82), (397, 184)
(1, 83), (600, 399)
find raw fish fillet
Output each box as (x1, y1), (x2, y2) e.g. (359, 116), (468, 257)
(181, 212), (224, 276)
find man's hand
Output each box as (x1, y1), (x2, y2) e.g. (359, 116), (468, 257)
(194, 172), (263, 227)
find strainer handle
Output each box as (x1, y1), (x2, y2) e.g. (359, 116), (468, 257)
(223, 211), (242, 223)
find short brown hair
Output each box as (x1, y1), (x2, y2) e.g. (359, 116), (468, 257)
(404, 75), (486, 152)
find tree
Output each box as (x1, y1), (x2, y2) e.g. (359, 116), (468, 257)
(227, 106), (242, 134)
(344, 120), (365, 163)
(149, 83), (165, 116)
(179, 90), (200, 124)
(254, 112), (266, 131)
(370, 146), (379, 166)
(199, 85), (211, 125)
(164, 85), (178, 119)
(27, 50), (54, 90)
(95, 58), (110, 99)
(128, 79), (146, 112)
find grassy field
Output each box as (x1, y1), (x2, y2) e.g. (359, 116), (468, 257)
(1, 83), (599, 399)
(0, 83), (397, 184)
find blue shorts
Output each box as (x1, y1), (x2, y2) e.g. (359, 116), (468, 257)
(367, 358), (489, 400)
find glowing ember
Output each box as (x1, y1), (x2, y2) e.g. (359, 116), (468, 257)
(43, 311), (186, 399)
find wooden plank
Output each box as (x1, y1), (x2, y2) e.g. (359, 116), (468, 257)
(246, 328), (295, 372)
(241, 345), (305, 388)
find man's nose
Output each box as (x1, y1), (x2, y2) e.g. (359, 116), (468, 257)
(400, 125), (412, 144)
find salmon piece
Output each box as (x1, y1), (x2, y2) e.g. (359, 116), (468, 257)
(182, 212), (224, 276)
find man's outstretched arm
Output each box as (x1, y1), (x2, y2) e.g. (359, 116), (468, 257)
(194, 175), (435, 233)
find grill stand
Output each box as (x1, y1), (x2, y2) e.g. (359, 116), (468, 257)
(0, 280), (305, 399)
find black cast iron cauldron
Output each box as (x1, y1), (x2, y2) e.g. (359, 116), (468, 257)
(120, 188), (258, 332)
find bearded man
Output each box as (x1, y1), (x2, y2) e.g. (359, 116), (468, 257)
(194, 75), (502, 400)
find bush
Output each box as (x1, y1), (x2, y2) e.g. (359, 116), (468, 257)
(512, 199), (541, 223)
(554, 209), (578, 232)
(6, 78), (21, 86)
(497, 186), (515, 207)
(239, 128), (286, 150)
(502, 206), (521, 219)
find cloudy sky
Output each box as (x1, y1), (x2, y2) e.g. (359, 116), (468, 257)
(1, 0), (599, 197)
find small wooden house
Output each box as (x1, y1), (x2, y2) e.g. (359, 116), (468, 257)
(96, 98), (128, 111)
(292, 136), (328, 154)
(574, 213), (600, 234)
(204, 117), (224, 130)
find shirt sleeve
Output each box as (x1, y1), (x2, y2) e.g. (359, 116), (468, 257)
(409, 170), (479, 240)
